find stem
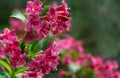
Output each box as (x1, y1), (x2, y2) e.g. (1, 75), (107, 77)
(71, 73), (76, 78)
(22, 31), (28, 42)
(0, 65), (6, 72)
(42, 0), (48, 6)
(10, 68), (16, 78)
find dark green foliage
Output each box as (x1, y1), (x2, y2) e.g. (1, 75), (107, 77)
(0, 72), (10, 78)
(10, 10), (26, 23)
(20, 42), (25, 54)
(40, 6), (50, 16)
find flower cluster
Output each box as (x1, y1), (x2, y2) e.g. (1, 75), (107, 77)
(57, 36), (120, 78)
(23, 42), (59, 78)
(25, 0), (71, 40)
(0, 0), (71, 78)
(0, 28), (59, 77)
(44, 0), (71, 34)
(0, 28), (25, 68)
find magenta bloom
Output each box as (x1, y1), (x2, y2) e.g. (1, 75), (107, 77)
(112, 71), (120, 78)
(89, 56), (103, 68)
(25, 15), (40, 31)
(55, 0), (71, 17)
(44, 0), (71, 34)
(0, 28), (26, 68)
(0, 28), (21, 54)
(0, 49), (5, 59)
(9, 18), (25, 31)
(24, 31), (37, 43)
(62, 55), (71, 66)
(104, 61), (118, 74)
(25, 15), (51, 40)
(25, 0), (71, 40)
(57, 36), (76, 50)
(26, 42), (59, 77)
(26, 0), (43, 15)
(5, 41), (21, 55)
(10, 54), (26, 68)
(0, 28), (18, 44)
(58, 36), (120, 78)
(22, 71), (44, 78)
(36, 22), (50, 40)
(59, 69), (67, 78)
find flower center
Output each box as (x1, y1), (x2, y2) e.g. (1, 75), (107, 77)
(9, 44), (16, 51)
(31, 5), (37, 13)
(31, 18), (39, 26)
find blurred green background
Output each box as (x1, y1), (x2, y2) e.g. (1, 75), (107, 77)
(0, 0), (120, 77)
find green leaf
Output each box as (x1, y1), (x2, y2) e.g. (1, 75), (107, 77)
(28, 37), (54, 59)
(0, 60), (12, 75)
(15, 74), (22, 78)
(68, 63), (81, 73)
(25, 44), (31, 50)
(41, 37), (54, 50)
(5, 56), (10, 64)
(71, 52), (80, 58)
(10, 10), (26, 23)
(33, 38), (47, 52)
(85, 69), (95, 78)
(40, 6), (49, 16)
(20, 42), (25, 54)
(76, 67), (85, 77)
(14, 67), (28, 77)
(30, 40), (39, 52)
(29, 39), (44, 58)
(0, 72), (10, 78)
(59, 51), (67, 60)
(31, 37), (53, 53)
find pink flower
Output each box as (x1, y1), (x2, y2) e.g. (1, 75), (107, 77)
(25, 15), (51, 40)
(4, 41), (21, 55)
(62, 55), (71, 66)
(104, 61), (118, 74)
(52, 0), (71, 34)
(0, 28), (18, 44)
(26, 42), (59, 77)
(26, 0), (43, 15)
(44, 0), (71, 35)
(9, 18), (25, 31)
(92, 60), (118, 78)
(59, 69), (67, 78)
(22, 71), (44, 78)
(75, 41), (85, 54)
(57, 35), (85, 55)
(10, 54), (26, 68)
(57, 36), (75, 50)
(0, 28), (26, 69)
(55, 0), (71, 17)
(0, 29), (21, 55)
(24, 31), (37, 43)
(25, 17), (50, 40)
(0, 49), (5, 59)
(25, 15), (40, 31)
(36, 22), (50, 40)
(58, 36), (120, 78)
(112, 71), (120, 78)
(89, 55), (103, 68)
(74, 56), (88, 66)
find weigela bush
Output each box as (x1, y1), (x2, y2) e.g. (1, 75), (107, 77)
(57, 36), (120, 78)
(0, 0), (71, 78)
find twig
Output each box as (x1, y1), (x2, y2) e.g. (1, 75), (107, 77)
(22, 31), (28, 42)
(42, 0), (48, 6)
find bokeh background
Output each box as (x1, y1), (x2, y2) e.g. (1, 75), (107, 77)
(0, 0), (120, 77)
